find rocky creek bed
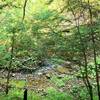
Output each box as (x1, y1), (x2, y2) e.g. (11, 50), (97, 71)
(0, 63), (84, 97)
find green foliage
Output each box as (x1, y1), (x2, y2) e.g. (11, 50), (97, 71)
(0, 89), (42, 100)
(0, 0), (100, 99)
(33, 9), (56, 21)
(71, 85), (89, 100)
(0, 89), (23, 100)
(50, 75), (65, 87)
(45, 87), (73, 100)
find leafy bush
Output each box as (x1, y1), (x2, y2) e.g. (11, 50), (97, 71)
(45, 87), (73, 100)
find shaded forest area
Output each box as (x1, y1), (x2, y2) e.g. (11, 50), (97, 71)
(0, 0), (100, 100)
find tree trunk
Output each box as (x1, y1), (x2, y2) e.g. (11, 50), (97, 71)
(5, 32), (15, 94)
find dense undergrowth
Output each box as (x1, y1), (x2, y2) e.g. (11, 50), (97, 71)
(0, 0), (100, 100)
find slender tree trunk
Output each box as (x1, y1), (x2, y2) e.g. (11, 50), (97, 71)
(68, 1), (93, 99)
(83, 50), (93, 100)
(5, 32), (15, 94)
(77, 19), (93, 100)
(88, 1), (100, 99)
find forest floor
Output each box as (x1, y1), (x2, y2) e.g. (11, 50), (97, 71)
(0, 63), (86, 100)
(0, 62), (96, 100)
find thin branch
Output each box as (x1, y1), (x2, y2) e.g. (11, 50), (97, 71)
(22, 0), (28, 21)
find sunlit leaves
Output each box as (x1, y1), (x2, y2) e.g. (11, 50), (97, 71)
(33, 9), (56, 21)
